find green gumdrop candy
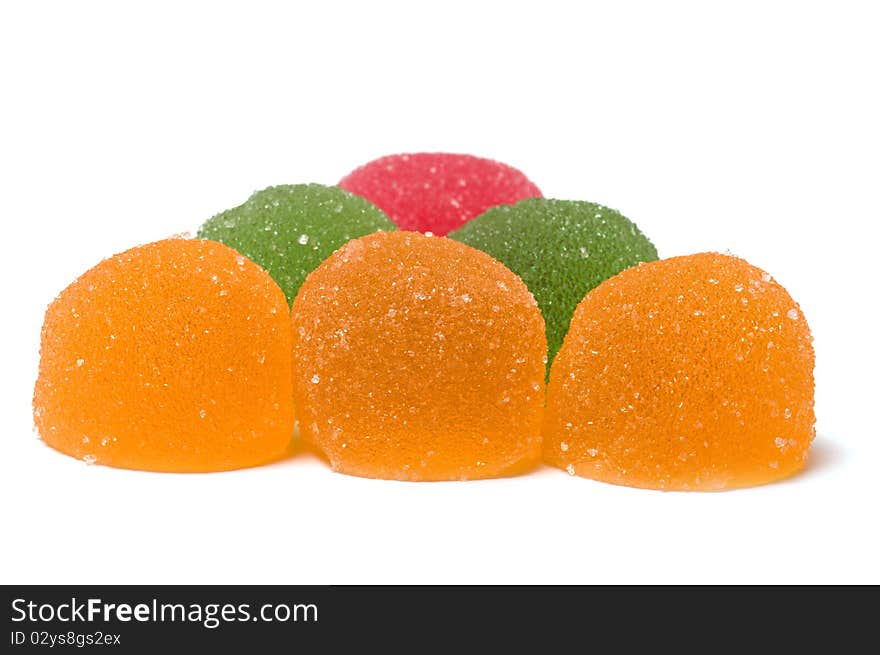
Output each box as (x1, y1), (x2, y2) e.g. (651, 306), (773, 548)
(450, 198), (658, 369)
(198, 184), (395, 304)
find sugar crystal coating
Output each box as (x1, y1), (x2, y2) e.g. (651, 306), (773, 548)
(339, 153), (542, 236)
(33, 238), (294, 472)
(543, 252), (815, 490)
(450, 198), (658, 369)
(291, 231), (547, 480)
(197, 184), (394, 304)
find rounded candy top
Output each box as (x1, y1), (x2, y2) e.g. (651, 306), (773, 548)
(198, 184), (394, 304)
(543, 252), (815, 490)
(451, 198), (658, 370)
(339, 153), (542, 236)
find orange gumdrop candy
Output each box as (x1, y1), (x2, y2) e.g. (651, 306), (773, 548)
(544, 252), (815, 490)
(291, 231), (546, 480)
(33, 238), (294, 472)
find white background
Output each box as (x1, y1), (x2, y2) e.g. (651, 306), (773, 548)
(1, 1), (877, 584)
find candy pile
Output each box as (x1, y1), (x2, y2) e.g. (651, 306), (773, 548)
(34, 153), (815, 489)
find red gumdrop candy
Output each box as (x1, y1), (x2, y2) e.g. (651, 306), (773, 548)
(339, 153), (542, 236)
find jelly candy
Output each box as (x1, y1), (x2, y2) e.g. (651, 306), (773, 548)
(292, 231), (546, 480)
(544, 252), (815, 490)
(339, 153), (541, 236)
(33, 238), (294, 472)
